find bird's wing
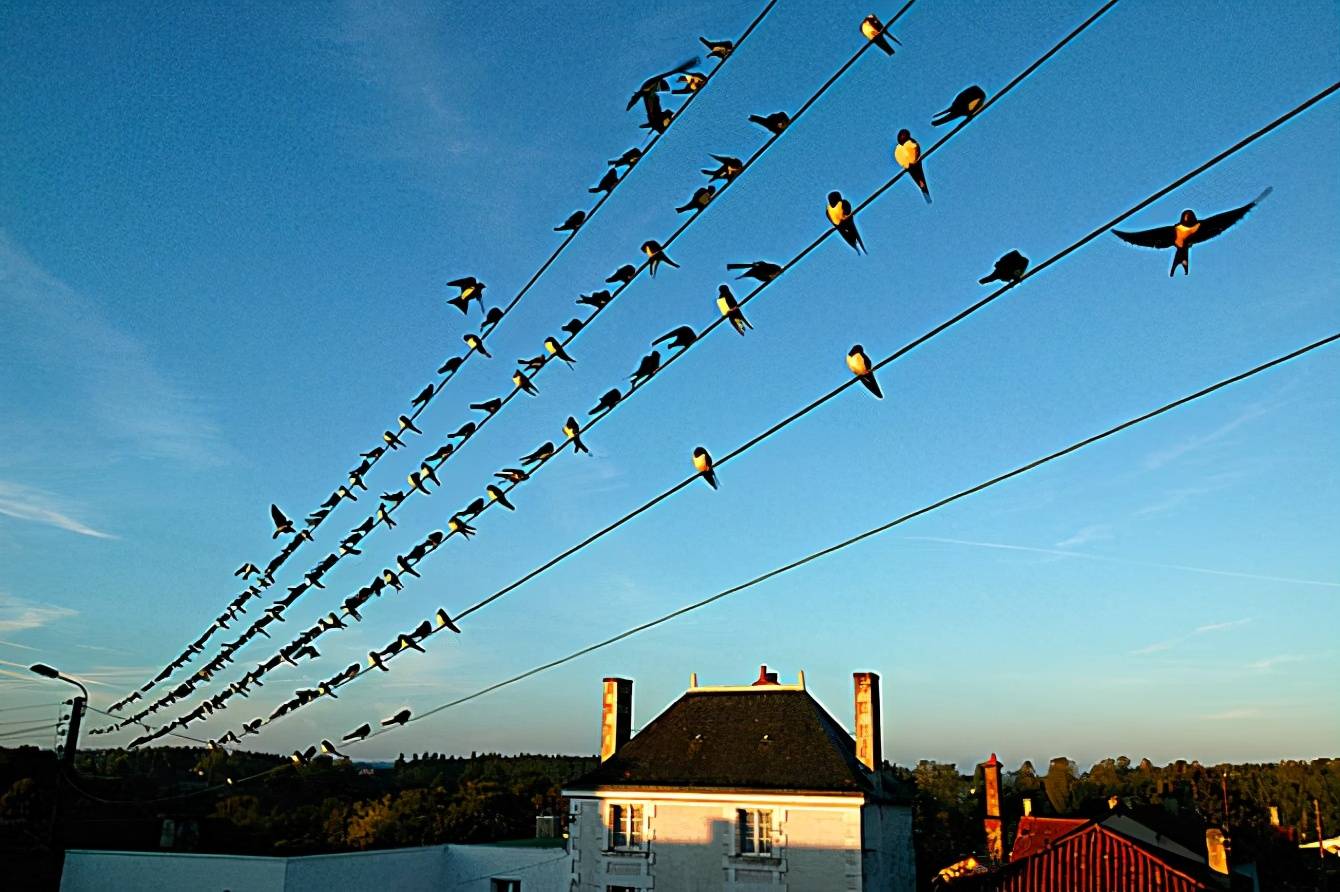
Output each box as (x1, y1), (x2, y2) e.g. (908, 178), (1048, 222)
(1191, 188), (1272, 244)
(446, 277), (472, 287)
(1111, 224), (1177, 249)
(270, 504), (289, 525)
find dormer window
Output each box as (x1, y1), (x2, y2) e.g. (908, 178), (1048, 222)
(737, 808), (773, 856)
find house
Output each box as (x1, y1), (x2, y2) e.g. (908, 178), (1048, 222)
(562, 665), (915, 891)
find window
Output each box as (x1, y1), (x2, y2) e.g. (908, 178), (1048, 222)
(737, 808), (773, 856)
(608, 803), (643, 849)
(490, 881), (520, 892)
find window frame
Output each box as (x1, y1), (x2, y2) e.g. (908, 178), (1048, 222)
(607, 802), (645, 851)
(736, 807), (774, 857)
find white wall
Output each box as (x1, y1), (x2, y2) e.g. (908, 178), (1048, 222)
(61, 850), (287, 892)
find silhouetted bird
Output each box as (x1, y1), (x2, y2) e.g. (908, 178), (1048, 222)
(860, 13), (901, 55)
(383, 429), (405, 450)
(827, 191), (865, 254)
(932, 85), (987, 126)
(545, 337), (576, 366)
(520, 441), (556, 465)
(642, 240), (679, 277)
(1112, 189), (1271, 276)
(590, 168), (620, 195)
(609, 147), (642, 169)
(717, 285), (752, 335)
(701, 154), (743, 182)
(749, 111), (790, 135)
(700, 36), (733, 59)
(979, 250), (1030, 285)
(513, 370), (539, 396)
(561, 318), (584, 336)
(495, 467), (529, 483)
(589, 388), (622, 416)
(449, 421), (477, 440)
(676, 185), (716, 213)
(607, 264), (637, 285)
(382, 709), (411, 727)
(398, 414), (421, 435)
(564, 416), (590, 454)
(482, 306), (504, 328)
(235, 563), (260, 579)
(270, 504), (294, 538)
(894, 130), (931, 203)
(654, 325), (697, 350)
(461, 497), (486, 519)
(320, 739), (347, 758)
(463, 333), (490, 358)
(343, 723), (371, 742)
(446, 276), (485, 315)
(438, 356), (464, 376)
(629, 350), (661, 387)
(486, 484), (515, 510)
(411, 384), (435, 409)
(368, 650), (389, 671)
(674, 72), (707, 94)
(578, 290), (613, 309)
(435, 609), (461, 633)
(449, 516), (477, 538)
(728, 260), (783, 282)
(693, 447), (718, 489)
(555, 211), (586, 233)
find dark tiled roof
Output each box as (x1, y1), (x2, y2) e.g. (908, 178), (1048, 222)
(565, 689), (875, 795)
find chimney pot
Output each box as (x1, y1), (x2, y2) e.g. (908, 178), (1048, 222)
(752, 665), (779, 686)
(852, 672), (882, 772)
(599, 677), (632, 762)
(1206, 828), (1229, 874)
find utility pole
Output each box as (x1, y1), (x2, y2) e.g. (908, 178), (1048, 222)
(29, 664), (89, 888)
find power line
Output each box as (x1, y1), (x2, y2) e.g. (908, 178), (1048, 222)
(103, 1), (920, 738)
(107, 1), (780, 711)
(340, 330), (1339, 744)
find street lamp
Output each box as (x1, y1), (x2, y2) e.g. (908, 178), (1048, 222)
(29, 664), (87, 765)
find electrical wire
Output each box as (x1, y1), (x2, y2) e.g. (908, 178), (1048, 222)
(102, 0), (920, 737)
(107, 0), (780, 711)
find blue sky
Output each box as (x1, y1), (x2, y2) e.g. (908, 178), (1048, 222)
(1, 0), (1337, 771)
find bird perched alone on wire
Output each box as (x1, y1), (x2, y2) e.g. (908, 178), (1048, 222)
(979, 250), (1029, 285)
(693, 447), (718, 489)
(701, 154), (743, 182)
(446, 277), (485, 315)
(699, 36), (733, 60)
(827, 192), (865, 254)
(894, 130), (931, 203)
(860, 14), (901, 55)
(728, 260), (783, 282)
(435, 609), (461, 633)
(933, 85), (987, 126)
(717, 285), (752, 336)
(554, 211), (585, 233)
(847, 346), (883, 399)
(382, 709), (411, 727)
(749, 111), (790, 135)
(642, 240), (679, 277)
(270, 504), (294, 538)
(1112, 188), (1271, 276)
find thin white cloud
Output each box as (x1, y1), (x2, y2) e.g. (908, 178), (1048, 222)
(1195, 618), (1253, 634)
(1247, 654), (1306, 671)
(1202, 708), (1261, 721)
(1055, 524), (1112, 549)
(0, 481), (116, 539)
(1131, 618), (1253, 657)
(1143, 402), (1271, 470)
(0, 638), (40, 652)
(0, 593), (77, 633)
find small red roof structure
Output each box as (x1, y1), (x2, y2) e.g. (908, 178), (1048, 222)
(1009, 816), (1087, 861)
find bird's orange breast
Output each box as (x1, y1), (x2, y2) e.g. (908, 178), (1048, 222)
(693, 453), (710, 472)
(827, 203), (845, 225)
(894, 140), (919, 170)
(848, 353), (869, 375)
(717, 296), (733, 315)
(861, 19), (879, 39)
(1174, 222), (1200, 248)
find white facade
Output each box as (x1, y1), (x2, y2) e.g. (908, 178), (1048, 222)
(60, 843), (570, 892)
(566, 789), (914, 891)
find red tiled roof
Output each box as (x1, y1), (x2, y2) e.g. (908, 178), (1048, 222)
(1009, 816), (1087, 861)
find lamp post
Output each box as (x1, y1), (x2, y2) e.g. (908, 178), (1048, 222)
(30, 663), (88, 886)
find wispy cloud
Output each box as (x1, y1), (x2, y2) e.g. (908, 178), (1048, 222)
(1131, 617), (1253, 656)
(0, 481), (116, 539)
(0, 593), (77, 633)
(1143, 401), (1271, 470)
(1055, 524), (1112, 549)
(1246, 654), (1306, 671)
(1202, 707), (1261, 721)
(0, 638), (40, 652)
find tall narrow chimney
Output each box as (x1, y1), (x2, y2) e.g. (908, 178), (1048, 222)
(1022, 798), (1033, 817)
(852, 672), (881, 772)
(1205, 828), (1229, 874)
(599, 677), (632, 762)
(984, 753), (1004, 862)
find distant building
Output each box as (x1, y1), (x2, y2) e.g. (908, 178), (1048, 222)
(562, 665), (915, 891)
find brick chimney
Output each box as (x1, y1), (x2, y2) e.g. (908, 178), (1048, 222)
(983, 753), (1003, 862)
(1206, 828), (1229, 874)
(599, 677), (632, 762)
(752, 664), (779, 685)
(852, 672), (881, 772)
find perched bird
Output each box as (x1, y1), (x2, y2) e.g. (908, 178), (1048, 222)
(383, 568), (404, 591)
(320, 612), (347, 631)
(564, 416), (590, 454)
(425, 444), (453, 464)
(699, 36), (733, 60)
(446, 277), (485, 315)
(463, 333), (491, 358)
(693, 447), (718, 489)
(560, 317), (584, 337)
(676, 185), (716, 213)
(520, 441), (556, 465)
(235, 563), (260, 579)
(495, 467), (529, 483)
(449, 421), (477, 440)
(382, 709), (411, 727)
(578, 290), (613, 309)
(368, 651), (389, 671)
(438, 356), (464, 376)
(701, 154), (744, 183)
(979, 250), (1030, 285)
(398, 414), (422, 435)
(847, 345), (883, 398)
(860, 13), (901, 55)
(449, 516), (477, 538)
(894, 130), (931, 203)
(642, 240), (679, 277)
(674, 72), (707, 94)
(486, 484), (515, 510)
(627, 58), (697, 112)
(360, 446), (385, 461)
(555, 210), (586, 233)
(320, 739), (347, 759)
(728, 260), (783, 282)
(589, 388), (622, 416)
(629, 350), (662, 387)
(932, 85), (987, 126)
(590, 167), (620, 195)
(607, 264), (637, 285)
(461, 497), (486, 518)
(482, 306), (504, 329)
(827, 191), (865, 254)
(715, 284), (753, 336)
(270, 504), (294, 538)
(411, 384), (435, 409)
(383, 429), (405, 450)
(411, 620), (432, 640)
(513, 369), (539, 396)
(343, 723), (371, 742)
(396, 554), (420, 578)
(654, 325), (697, 350)
(749, 111), (790, 135)
(468, 398), (502, 418)
(1112, 189), (1271, 276)
(408, 470), (431, 495)
(639, 102), (671, 134)
(544, 336), (576, 366)
(435, 609), (461, 633)
(608, 147), (642, 169)
(396, 633), (425, 653)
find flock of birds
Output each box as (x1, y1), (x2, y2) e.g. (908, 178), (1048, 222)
(94, 9), (1273, 762)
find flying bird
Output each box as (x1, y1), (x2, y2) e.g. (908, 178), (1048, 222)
(1112, 188), (1271, 276)
(486, 484), (515, 510)
(270, 504), (294, 538)
(979, 250), (1030, 285)
(555, 211), (586, 233)
(590, 168), (620, 195)
(513, 370), (539, 396)
(827, 191), (865, 254)
(749, 111), (790, 135)
(654, 325), (697, 350)
(701, 154), (744, 183)
(589, 388), (622, 415)
(577, 290), (613, 309)
(628, 56), (699, 111)
(933, 85), (987, 126)
(847, 345), (883, 399)
(520, 441), (556, 465)
(564, 416), (590, 454)
(629, 350), (661, 387)
(544, 337), (576, 366)
(693, 447), (718, 489)
(642, 241), (679, 277)
(728, 260), (782, 282)
(235, 563), (260, 579)
(861, 13), (901, 54)
(676, 185), (716, 213)
(446, 277), (485, 315)
(382, 709), (411, 727)
(463, 333), (491, 358)
(410, 384), (435, 409)
(343, 723), (371, 742)
(894, 130), (931, 203)
(699, 37), (733, 60)
(607, 264), (637, 285)
(716, 285), (752, 336)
